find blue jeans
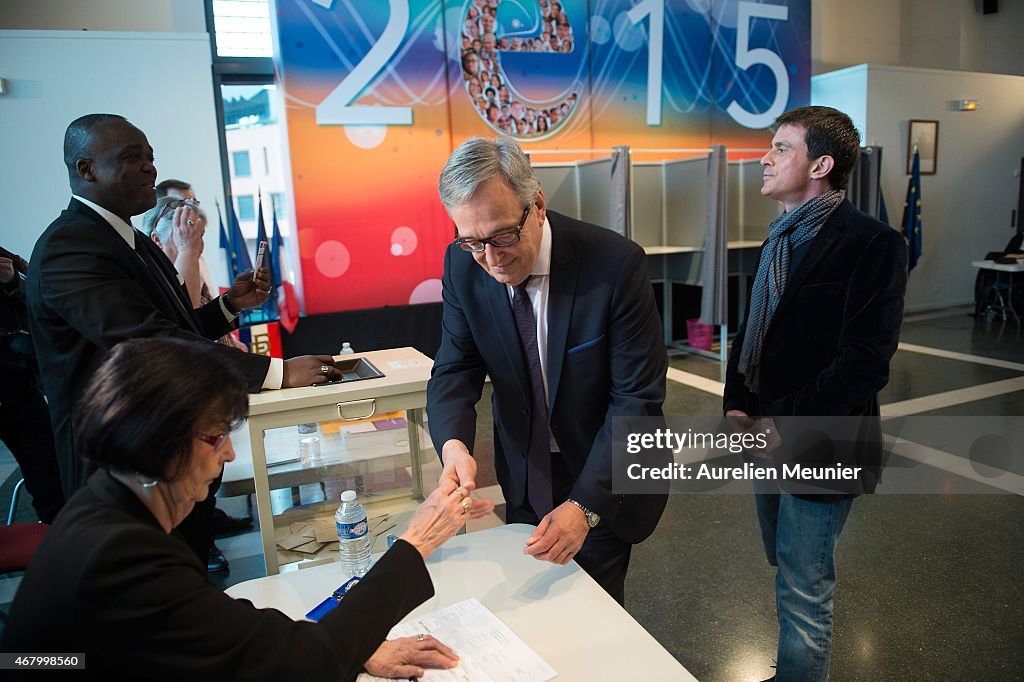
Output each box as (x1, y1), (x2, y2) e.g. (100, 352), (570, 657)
(754, 482), (853, 682)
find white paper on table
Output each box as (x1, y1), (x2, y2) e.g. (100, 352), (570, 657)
(357, 598), (556, 682)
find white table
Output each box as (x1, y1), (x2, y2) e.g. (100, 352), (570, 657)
(238, 347), (433, 575)
(972, 259), (1024, 322)
(226, 524), (696, 681)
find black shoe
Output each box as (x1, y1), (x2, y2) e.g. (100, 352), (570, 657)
(211, 507), (253, 538)
(208, 544), (229, 573)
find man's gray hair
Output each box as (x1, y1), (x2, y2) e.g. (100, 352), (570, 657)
(140, 195), (204, 246)
(438, 137), (539, 210)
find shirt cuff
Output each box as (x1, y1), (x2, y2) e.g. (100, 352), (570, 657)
(262, 358), (284, 390)
(218, 294), (238, 321)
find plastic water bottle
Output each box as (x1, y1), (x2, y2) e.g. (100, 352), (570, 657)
(335, 490), (371, 576)
(340, 342), (354, 354)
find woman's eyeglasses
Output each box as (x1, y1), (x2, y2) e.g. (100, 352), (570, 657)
(152, 198), (201, 228)
(195, 433), (228, 449)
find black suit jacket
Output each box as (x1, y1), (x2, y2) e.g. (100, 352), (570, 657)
(27, 199), (271, 496)
(724, 200), (908, 494)
(428, 211), (668, 543)
(0, 469), (433, 681)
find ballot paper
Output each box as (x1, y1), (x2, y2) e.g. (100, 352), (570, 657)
(357, 598), (556, 682)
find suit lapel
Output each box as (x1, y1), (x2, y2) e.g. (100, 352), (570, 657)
(69, 200), (202, 334)
(545, 216), (578, 410)
(484, 270), (531, 404)
(135, 234), (202, 334)
(770, 201), (850, 325)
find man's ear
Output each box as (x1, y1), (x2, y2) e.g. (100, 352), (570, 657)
(534, 187), (547, 223)
(809, 155), (835, 181)
(76, 158), (95, 182)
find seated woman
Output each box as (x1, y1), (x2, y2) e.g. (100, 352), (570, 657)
(1, 338), (492, 680)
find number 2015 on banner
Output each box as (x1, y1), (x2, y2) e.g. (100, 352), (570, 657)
(313, 0), (790, 130)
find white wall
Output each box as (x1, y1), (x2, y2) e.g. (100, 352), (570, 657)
(813, 64), (1024, 312)
(813, 0), (1024, 76)
(0, 0), (205, 32)
(0, 30), (230, 287)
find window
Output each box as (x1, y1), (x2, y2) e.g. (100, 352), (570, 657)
(271, 192), (286, 220)
(210, 0), (272, 58)
(232, 150), (251, 178)
(263, 147), (270, 175)
(236, 194), (255, 222)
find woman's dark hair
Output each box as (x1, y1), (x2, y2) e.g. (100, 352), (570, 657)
(774, 106), (861, 190)
(75, 338), (249, 482)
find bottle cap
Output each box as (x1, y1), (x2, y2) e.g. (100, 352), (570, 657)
(341, 490), (357, 502)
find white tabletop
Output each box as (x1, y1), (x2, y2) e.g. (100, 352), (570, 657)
(226, 524), (694, 681)
(972, 259), (1024, 272)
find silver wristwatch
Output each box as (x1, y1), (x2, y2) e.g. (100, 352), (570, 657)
(566, 498), (600, 528)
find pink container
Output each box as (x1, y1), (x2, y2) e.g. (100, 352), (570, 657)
(685, 319), (714, 350)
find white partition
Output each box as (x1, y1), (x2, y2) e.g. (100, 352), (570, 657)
(663, 157), (708, 249)
(630, 163), (665, 248)
(576, 157), (614, 232)
(728, 159), (780, 244)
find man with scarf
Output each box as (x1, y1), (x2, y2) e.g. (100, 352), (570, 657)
(724, 106), (907, 681)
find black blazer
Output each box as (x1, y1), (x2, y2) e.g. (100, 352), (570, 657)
(427, 211), (668, 543)
(27, 199), (271, 497)
(0, 469), (433, 681)
(724, 200), (908, 494)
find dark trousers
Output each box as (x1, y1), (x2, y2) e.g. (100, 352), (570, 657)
(0, 365), (65, 523)
(506, 452), (632, 605)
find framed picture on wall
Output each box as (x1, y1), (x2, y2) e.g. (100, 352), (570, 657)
(907, 120), (938, 174)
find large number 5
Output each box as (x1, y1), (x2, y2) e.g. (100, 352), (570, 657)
(726, 1), (789, 129)
(314, 0), (413, 125)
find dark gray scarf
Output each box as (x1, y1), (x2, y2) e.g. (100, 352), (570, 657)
(738, 189), (845, 394)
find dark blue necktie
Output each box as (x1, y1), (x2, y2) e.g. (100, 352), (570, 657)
(511, 278), (553, 516)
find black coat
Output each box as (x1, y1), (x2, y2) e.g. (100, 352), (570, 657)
(0, 469), (433, 681)
(724, 200), (908, 494)
(428, 211), (668, 542)
(27, 199), (271, 497)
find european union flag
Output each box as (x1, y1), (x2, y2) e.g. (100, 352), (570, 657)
(227, 195), (253, 280)
(901, 149), (923, 273)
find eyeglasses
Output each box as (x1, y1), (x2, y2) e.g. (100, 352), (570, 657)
(152, 198), (201, 229)
(454, 204), (532, 253)
(195, 433), (228, 449)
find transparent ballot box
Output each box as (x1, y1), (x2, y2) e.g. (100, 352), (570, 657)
(222, 348), (434, 575)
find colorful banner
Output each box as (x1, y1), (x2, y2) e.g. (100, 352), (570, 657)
(273, 0), (810, 314)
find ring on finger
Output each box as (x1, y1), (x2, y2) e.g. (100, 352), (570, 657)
(416, 633), (425, 642)
(461, 499), (470, 513)
(186, 219), (195, 225)
(320, 364), (330, 375)
(455, 488), (466, 500)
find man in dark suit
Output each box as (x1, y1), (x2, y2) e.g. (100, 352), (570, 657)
(1, 246), (65, 523)
(724, 106), (907, 681)
(27, 114), (342, 558)
(427, 137), (668, 603)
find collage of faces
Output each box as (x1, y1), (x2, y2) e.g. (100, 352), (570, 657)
(460, 0), (580, 138)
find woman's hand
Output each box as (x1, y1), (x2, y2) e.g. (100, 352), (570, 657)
(400, 481), (494, 559)
(171, 205), (206, 258)
(363, 634), (458, 679)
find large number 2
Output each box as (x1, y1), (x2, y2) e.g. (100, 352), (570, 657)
(628, 0), (664, 126)
(726, 1), (790, 129)
(314, 0), (413, 125)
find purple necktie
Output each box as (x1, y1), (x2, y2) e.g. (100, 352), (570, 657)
(511, 279), (553, 516)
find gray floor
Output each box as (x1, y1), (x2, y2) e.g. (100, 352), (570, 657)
(2, 307), (1023, 679)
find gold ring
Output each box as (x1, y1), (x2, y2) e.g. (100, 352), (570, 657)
(455, 488), (466, 500)
(461, 499), (470, 513)
(417, 633), (425, 642)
